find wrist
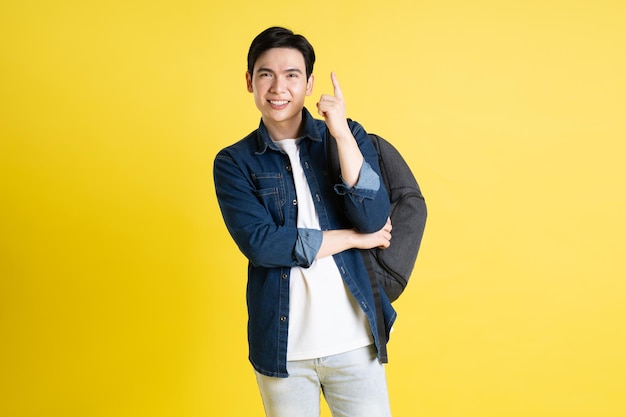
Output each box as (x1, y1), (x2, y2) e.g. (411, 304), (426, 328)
(346, 229), (360, 249)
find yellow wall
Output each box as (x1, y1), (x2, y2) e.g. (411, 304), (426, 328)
(1, 1), (625, 416)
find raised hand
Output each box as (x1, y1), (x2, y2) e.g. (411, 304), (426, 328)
(317, 72), (350, 138)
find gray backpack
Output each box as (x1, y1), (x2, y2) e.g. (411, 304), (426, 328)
(327, 129), (427, 302)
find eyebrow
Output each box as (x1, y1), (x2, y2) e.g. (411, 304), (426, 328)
(256, 67), (303, 74)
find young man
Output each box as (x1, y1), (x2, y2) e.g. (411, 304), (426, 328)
(213, 26), (395, 417)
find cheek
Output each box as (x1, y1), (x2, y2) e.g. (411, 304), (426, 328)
(260, 81), (279, 95)
(295, 82), (311, 96)
(252, 83), (268, 99)
(253, 90), (265, 104)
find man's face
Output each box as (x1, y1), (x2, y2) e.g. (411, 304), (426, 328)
(246, 47), (314, 132)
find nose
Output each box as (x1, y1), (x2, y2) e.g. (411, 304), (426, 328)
(270, 75), (286, 93)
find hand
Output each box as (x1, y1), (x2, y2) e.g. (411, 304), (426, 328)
(317, 72), (350, 138)
(317, 218), (392, 259)
(355, 218), (393, 250)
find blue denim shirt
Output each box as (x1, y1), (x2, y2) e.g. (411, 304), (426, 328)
(213, 108), (396, 378)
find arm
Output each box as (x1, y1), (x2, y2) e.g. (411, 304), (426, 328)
(318, 73), (390, 233)
(215, 147), (392, 267)
(317, 72), (362, 187)
(214, 150), (321, 269)
(316, 217), (392, 259)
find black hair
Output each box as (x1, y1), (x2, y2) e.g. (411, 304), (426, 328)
(247, 26), (316, 79)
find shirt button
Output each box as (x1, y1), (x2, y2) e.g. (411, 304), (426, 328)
(282, 274), (288, 280)
(280, 316), (287, 322)
(292, 199), (297, 206)
(286, 165), (291, 171)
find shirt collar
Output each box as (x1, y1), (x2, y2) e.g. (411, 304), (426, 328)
(255, 107), (323, 155)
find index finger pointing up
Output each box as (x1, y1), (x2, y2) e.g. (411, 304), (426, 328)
(331, 72), (343, 99)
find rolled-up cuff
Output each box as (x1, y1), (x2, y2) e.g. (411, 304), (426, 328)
(294, 228), (323, 267)
(333, 161), (380, 201)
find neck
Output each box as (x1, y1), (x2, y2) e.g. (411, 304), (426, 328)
(263, 115), (303, 141)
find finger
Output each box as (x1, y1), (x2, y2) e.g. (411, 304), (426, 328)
(331, 72), (343, 100)
(384, 218), (392, 232)
(316, 101), (327, 118)
(318, 93), (333, 103)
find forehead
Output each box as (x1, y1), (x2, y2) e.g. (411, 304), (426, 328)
(253, 47), (306, 72)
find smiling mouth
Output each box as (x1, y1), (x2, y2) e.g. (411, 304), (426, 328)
(269, 100), (289, 106)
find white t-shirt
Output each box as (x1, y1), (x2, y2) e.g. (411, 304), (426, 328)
(273, 139), (373, 361)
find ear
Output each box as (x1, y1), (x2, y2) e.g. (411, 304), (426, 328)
(246, 71), (253, 93)
(305, 74), (314, 96)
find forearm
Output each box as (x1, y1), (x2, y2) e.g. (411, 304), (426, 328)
(333, 131), (364, 187)
(316, 229), (359, 259)
(317, 218), (392, 259)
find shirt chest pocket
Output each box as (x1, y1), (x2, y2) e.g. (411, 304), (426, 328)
(251, 172), (287, 224)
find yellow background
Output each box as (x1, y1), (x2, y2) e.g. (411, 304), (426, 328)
(1, 1), (625, 416)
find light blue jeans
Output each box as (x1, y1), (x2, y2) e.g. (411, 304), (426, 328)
(254, 345), (392, 417)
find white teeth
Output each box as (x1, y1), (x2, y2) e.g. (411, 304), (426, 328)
(270, 100), (288, 105)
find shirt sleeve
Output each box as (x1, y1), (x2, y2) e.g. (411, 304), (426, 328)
(330, 120), (390, 233)
(214, 145), (328, 269)
(294, 228), (323, 267)
(333, 161), (381, 202)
